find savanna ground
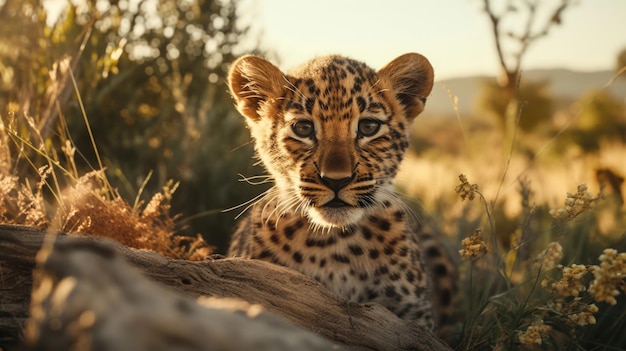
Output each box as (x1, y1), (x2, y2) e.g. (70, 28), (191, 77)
(1, 0), (626, 350)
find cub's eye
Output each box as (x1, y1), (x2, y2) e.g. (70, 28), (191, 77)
(292, 120), (315, 138)
(358, 118), (382, 137)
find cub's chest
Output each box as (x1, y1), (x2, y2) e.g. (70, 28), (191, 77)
(245, 209), (428, 303)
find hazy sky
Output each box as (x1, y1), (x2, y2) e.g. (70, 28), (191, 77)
(239, 0), (626, 80)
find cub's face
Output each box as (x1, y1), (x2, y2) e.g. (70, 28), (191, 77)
(228, 54), (434, 229)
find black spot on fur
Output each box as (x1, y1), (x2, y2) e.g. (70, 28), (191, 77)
(376, 265), (389, 275)
(369, 249), (380, 259)
(325, 236), (337, 246)
(319, 258), (327, 268)
(332, 253), (350, 264)
(367, 289), (378, 299)
(305, 99), (315, 114)
(283, 225), (297, 240)
(368, 216), (391, 231)
(349, 245), (364, 256)
(267, 221), (276, 231)
(362, 227), (373, 240)
(356, 96), (366, 112)
(253, 234), (264, 245)
(292, 251), (303, 263)
(339, 227), (356, 238)
(394, 211), (404, 221)
(398, 246), (409, 257)
(258, 249), (272, 259)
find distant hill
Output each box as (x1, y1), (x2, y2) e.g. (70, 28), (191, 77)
(423, 69), (626, 118)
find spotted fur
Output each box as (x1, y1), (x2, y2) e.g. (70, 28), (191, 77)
(227, 53), (453, 329)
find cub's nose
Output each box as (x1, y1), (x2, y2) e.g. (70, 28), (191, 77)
(319, 174), (353, 193)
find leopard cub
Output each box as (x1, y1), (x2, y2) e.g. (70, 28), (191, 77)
(227, 53), (453, 329)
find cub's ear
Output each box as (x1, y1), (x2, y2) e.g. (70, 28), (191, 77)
(377, 53), (434, 119)
(228, 55), (286, 120)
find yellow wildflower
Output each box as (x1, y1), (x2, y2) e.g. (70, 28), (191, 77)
(588, 248), (626, 305)
(549, 184), (603, 221)
(534, 241), (563, 270)
(517, 320), (552, 345)
(542, 263), (588, 297)
(568, 303), (598, 326)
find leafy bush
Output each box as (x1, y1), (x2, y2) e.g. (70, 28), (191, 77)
(0, 0), (265, 250)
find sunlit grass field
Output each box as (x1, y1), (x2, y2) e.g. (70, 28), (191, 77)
(394, 88), (626, 349)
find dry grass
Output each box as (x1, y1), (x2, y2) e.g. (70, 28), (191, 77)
(0, 93), (212, 261)
(395, 81), (626, 349)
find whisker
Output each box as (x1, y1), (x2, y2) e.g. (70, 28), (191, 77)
(282, 75), (308, 102)
(223, 188), (270, 214)
(237, 173), (274, 185)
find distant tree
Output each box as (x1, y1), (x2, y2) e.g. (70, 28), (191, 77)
(577, 90), (625, 134)
(554, 89), (626, 153)
(477, 79), (553, 133)
(617, 47), (626, 76)
(478, 0), (574, 134)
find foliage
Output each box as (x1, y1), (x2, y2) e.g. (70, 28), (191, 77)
(576, 89), (626, 135)
(617, 47), (626, 73)
(553, 89), (626, 153)
(476, 79), (554, 133)
(0, 0), (264, 250)
(448, 177), (626, 350)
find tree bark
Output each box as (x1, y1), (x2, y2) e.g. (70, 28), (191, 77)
(0, 224), (452, 351)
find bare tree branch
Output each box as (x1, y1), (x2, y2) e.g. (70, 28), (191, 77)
(481, 0), (574, 88)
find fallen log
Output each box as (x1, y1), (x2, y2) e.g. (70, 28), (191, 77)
(0, 224), (453, 351)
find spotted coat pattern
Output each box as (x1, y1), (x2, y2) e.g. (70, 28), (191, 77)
(227, 53), (452, 329)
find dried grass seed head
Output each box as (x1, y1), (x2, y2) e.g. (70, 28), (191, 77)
(549, 183), (604, 221)
(455, 173), (479, 201)
(459, 229), (488, 260)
